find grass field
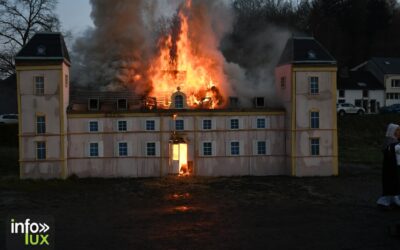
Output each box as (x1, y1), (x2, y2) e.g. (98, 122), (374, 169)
(0, 114), (399, 176)
(338, 114), (400, 164)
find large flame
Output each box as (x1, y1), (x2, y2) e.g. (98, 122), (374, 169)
(148, 0), (225, 109)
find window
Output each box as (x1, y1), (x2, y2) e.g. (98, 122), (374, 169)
(230, 119), (239, 129)
(280, 77), (286, 89)
(89, 143), (99, 157)
(65, 75), (69, 88)
(257, 118), (266, 129)
(229, 97), (239, 108)
(146, 120), (155, 131)
(310, 111), (320, 129)
(89, 121), (98, 132)
(255, 97), (265, 107)
(230, 141), (240, 156)
(362, 90), (369, 98)
(203, 120), (212, 130)
(175, 120), (184, 131)
(147, 142), (156, 156)
(118, 99), (128, 110)
(338, 99), (345, 104)
(203, 142), (212, 156)
(339, 90), (345, 98)
(35, 76), (44, 95)
(391, 79), (400, 88)
(175, 95), (184, 109)
(36, 116), (46, 134)
(309, 76), (319, 95)
(118, 121), (127, 132)
(36, 141), (46, 160)
(257, 141), (266, 155)
(89, 98), (99, 111)
(118, 142), (128, 157)
(310, 138), (320, 156)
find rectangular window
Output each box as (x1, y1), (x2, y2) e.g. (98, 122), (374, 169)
(175, 120), (184, 131)
(65, 75), (69, 88)
(147, 142), (156, 156)
(231, 141), (240, 156)
(89, 121), (99, 132)
(309, 76), (319, 95)
(118, 142), (128, 157)
(310, 111), (320, 129)
(36, 115), (46, 134)
(118, 99), (128, 110)
(230, 119), (239, 129)
(203, 120), (212, 130)
(310, 138), (320, 156)
(280, 77), (286, 89)
(118, 121), (127, 132)
(229, 97), (239, 108)
(35, 76), (44, 95)
(362, 90), (369, 98)
(146, 120), (155, 131)
(89, 98), (99, 111)
(257, 141), (266, 155)
(89, 143), (99, 157)
(339, 90), (345, 98)
(36, 141), (46, 160)
(255, 97), (265, 107)
(203, 142), (212, 156)
(257, 118), (266, 129)
(391, 79), (400, 88)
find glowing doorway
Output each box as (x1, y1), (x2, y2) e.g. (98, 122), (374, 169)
(170, 142), (189, 176)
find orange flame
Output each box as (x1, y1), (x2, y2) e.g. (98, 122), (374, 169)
(148, 0), (225, 109)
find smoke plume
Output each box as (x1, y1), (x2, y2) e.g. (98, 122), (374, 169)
(71, 0), (290, 107)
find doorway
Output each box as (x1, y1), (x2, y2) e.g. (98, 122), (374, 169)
(170, 142), (188, 175)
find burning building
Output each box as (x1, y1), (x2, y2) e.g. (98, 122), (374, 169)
(15, 29), (338, 178)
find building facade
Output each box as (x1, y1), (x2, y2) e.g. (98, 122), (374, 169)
(15, 33), (338, 179)
(337, 71), (385, 113)
(353, 57), (400, 106)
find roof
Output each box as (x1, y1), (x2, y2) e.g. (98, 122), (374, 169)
(0, 74), (17, 114)
(15, 32), (70, 64)
(337, 71), (384, 90)
(68, 89), (285, 114)
(278, 36), (336, 66)
(369, 57), (400, 75)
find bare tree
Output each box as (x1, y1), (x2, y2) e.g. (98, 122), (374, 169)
(0, 0), (60, 78)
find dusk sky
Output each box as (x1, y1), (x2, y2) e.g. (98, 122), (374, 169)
(57, 0), (93, 35)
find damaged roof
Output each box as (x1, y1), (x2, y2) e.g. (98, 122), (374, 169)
(337, 71), (384, 90)
(15, 32), (70, 64)
(278, 37), (336, 66)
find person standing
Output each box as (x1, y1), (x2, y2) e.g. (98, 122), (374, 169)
(377, 123), (400, 207)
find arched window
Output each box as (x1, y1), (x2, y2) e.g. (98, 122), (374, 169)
(175, 95), (184, 109)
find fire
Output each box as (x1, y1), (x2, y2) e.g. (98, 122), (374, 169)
(148, 0), (225, 109)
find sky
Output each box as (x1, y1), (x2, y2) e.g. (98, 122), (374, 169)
(56, 0), (93, 35)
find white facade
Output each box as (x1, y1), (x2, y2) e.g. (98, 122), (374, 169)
(337, 89), (385, 113)
(65, 113), (286, 178)
(384, 75), (400, 106)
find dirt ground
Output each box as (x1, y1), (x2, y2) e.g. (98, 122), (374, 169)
(0, 164), (400, 250)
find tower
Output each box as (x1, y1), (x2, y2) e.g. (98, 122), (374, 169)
(275, 37), (338, 176)
(15, 32), (70, 179)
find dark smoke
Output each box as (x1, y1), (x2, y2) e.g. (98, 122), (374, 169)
(71, 0), (290, 107)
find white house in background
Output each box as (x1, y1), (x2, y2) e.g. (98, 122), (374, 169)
(15, 33), (338, 179)
(353, 57), (400, 106)
(337, 71), (385, 113)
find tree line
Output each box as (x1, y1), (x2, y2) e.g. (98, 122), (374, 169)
(228, 0), (400, 70)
